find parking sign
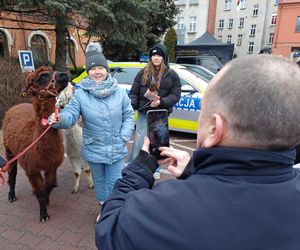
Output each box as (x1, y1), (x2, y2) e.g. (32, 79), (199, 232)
(18, 50), (35, 72)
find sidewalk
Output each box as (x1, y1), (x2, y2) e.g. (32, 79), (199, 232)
(0, 156), (99, 250)
(0, 148), (173, 250)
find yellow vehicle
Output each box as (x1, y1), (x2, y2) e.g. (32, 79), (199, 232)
(73, 62), (208, 133)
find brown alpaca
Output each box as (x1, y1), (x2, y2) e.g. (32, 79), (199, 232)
(2, 66), (69, 222)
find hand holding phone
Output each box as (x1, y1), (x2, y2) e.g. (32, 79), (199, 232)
(146, 109), (169, 159)
(158, 147), (191, 177)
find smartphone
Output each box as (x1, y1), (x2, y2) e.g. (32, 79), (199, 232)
(146, 109), (170, 159)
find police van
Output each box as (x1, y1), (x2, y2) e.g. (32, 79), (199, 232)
(72, 62), (208, 134)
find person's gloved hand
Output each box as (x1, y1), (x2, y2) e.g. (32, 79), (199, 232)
(133, 137), (159, 175)
(48, 112), (60, 125)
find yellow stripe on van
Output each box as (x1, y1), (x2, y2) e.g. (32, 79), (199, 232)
(169, 118), (198, 132)
(135, 114), (197, 132)
(72, 63), (146, 83)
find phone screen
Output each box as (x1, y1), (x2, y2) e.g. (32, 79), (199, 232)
(147, 109), (169, 159)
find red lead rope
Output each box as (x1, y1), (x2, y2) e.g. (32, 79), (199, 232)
(0, 97), (60, 185)
(0, 124), (54, 185)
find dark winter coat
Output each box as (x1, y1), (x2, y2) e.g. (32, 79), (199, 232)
(95, 147), (300, 250)
(129, 68), (181, 113)
(129, 43), (180, 114)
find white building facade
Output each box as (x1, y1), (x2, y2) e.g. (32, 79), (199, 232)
(214, 0), (279, 57)
(174, 0), (210, 44)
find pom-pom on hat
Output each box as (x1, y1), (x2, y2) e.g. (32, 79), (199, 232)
(85, 42), (108, 73)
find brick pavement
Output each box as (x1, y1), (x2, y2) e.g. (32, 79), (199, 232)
(0, 155), (99, 250)
(0, 132), (174, 250)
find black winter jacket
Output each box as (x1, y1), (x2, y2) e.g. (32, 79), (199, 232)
(96, 147), (300, 250)
(129, 68), (181, 114)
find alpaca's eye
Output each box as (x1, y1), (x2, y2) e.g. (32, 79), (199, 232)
(36, 73), (51, 84)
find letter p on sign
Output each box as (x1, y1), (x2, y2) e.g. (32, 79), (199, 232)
(18, 50), (35, 72)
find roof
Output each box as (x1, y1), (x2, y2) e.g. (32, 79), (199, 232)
(185, 31), (224, 46)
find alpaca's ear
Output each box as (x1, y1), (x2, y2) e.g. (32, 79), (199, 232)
(22, 84), (30, 97)
(22, 78), (32, 97)
(22, 70), (37, 96)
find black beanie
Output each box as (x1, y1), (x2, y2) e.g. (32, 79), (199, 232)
(149, 47), (164, 58)
(149, 43), (169, 66)
(85, 42), (109, 73)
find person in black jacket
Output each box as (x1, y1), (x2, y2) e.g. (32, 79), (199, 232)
(95, 54), (300, 250)
(128, 43), (181, 163)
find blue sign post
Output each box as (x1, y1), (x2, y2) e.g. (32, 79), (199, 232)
(18, 50), (35, 72)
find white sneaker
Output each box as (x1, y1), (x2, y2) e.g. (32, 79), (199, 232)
(96, 201), (104, 223)
(153, 172), (161, 180)
(96, 213), (100, 223)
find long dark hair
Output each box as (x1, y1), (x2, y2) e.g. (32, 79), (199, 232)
(141, 60), (168, 90)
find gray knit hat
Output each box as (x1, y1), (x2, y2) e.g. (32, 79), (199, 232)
(85, 42), (109, 73)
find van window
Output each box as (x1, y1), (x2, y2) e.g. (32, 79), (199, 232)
(176, 56), (222, 74)
(176, 57), (196, 64)
(111, 67), (140, 85)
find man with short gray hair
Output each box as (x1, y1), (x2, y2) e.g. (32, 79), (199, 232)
(95, 55), (300, 250)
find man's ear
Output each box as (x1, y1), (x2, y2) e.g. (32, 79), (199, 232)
(202, 113), (225, 148)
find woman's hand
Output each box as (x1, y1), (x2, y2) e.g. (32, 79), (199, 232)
(150, 99), (160, 108)
(48, 112), (60, 125)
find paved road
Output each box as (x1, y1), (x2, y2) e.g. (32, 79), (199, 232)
(0, 131), (197, 249)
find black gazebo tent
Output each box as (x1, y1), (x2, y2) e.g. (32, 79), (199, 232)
(175, 31), (234, 66)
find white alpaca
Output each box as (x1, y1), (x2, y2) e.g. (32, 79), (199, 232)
(58, 82), (94, 193)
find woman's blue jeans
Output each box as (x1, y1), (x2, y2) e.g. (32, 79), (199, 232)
(88, 159), (124, 202)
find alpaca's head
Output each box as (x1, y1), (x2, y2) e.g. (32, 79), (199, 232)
(24, 66), (69, 99)
(57, 82), (75, 108)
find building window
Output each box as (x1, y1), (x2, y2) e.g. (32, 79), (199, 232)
(175, 0), (186, 6)
(31, 34), (48, 65)
(177, 17), (184, 30)
(240, 0), (247, 9)
(253, 4), (259, 16)
(227, 35), (232, 44)
(250, 24), (256, 36)
(189, 16), (197, 32)
(66, 39), (76, 65)
(274, 0), (279, 5)
(268, 33), (274, 44)
(248, 41), (254, 54)
(218, 35), (222, 42)
(239, 17), (245, 28)
(228, 18), (234, 29)
(224, 0), (232, 10)
(237, 34), (243, 46)
(189, 0), (199, 5)
(296, 17), (300, 32)
(271, 13), (277, 25)
(219, 19), (225, 29)
(176, 29), (185, 45)
(0, 30), (8, 57)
